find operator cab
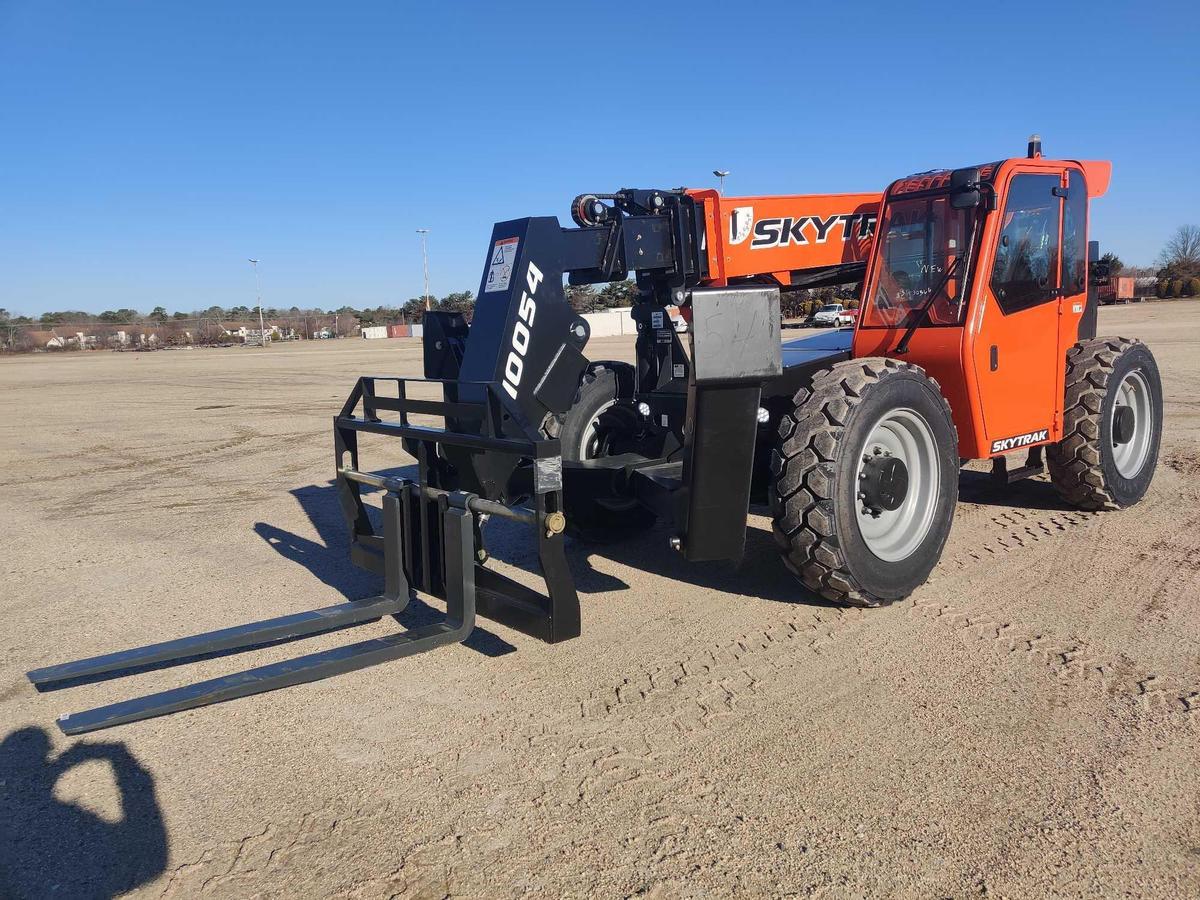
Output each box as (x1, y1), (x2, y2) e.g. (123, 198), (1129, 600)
(852, 140), (1112, 459)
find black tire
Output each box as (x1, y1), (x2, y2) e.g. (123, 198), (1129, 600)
(769, 358), (959, 607)
(1047, 337), (1162, 510)
(555, 363), (656, 541)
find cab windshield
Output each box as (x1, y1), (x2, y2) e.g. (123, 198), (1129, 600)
(862, 193), (978, 329)
(818, 305), (840, 314)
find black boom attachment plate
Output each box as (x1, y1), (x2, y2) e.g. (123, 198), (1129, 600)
(676, 286), (783, 561)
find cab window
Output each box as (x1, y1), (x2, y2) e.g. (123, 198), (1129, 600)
(1061, 169), (1088, 296)
(990, 174), (1061, 313)
(863, 195), (974, 329)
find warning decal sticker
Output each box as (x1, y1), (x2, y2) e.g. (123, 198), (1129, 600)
(484, 236), (519, 293)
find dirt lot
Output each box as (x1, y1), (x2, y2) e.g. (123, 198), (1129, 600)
(1, 303), (1198, 899)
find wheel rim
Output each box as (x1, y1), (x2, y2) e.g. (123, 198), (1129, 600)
(578, 399), (617, 459)
(577, 399), (640, 513)
(855, 408), (940, 562)
(1111, 370), (1153, 479)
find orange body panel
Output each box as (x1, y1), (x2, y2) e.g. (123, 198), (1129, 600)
(852, 157), (1107, 460)
(687, 188), (881, 286)
(1078, 160), (1112, 197)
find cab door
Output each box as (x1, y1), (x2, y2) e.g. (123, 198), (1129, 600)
(971, 169), (1064, 453)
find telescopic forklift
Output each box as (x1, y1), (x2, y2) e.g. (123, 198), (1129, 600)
(30, 136), (1163, 733)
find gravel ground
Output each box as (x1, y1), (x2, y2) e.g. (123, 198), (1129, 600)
(1, 302), (1198, 899)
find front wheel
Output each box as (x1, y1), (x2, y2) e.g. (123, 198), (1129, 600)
(554, 363), (657, 542)
(1048, 337), (1162, 510)
(769, 358), (960, 607)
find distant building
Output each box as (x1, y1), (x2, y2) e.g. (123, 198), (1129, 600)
(25, 329), (66, 349)
(219, 321), (291, 342)
(219, 321), (254, 339)
(109, 329), (158, 347)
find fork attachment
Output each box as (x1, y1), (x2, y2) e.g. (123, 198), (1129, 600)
(28, 212), (613, 734)
(30, 487), (482, 735)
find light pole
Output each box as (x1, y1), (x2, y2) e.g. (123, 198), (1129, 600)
(248, 259), (267, 348)
(416, 228), (431, 310)
(713, 169), (730, 195)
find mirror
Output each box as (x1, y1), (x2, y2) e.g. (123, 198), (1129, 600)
(949, 166), (981, 209)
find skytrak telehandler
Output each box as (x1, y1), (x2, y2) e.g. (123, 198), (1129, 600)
(31, 136), (1163, 734)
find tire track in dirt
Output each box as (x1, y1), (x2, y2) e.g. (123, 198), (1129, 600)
(153, 735), (696, 898)
(576, 606), (867, 732)
(142, 495), (1199, 897)
(159, 492), (1198, 898)
(573, 506), (1081, 724)
(577, 502), (1199, 731)
(953, 508), (1099, 568)
(909, 494), (1200, 716)
(906, 599), (1200, 717)
(33, 428), (317, 521)
(1162, 448), (1200, 480)
(1139, 535), (1200, 573)
(0, 427), (263, 488)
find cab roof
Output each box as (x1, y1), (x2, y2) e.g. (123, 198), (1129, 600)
(889, 158), (1111, 198)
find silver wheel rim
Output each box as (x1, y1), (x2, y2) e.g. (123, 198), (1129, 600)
(1111, 370), (1153, 479)
(855, 408), (940, 562)
(579, 399), (617, 459)
(578, 399), (639, 513)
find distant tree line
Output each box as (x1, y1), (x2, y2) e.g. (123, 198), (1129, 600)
(1153, 224), (1200, 298)
(358, 280), (641, 325)
(0, 279), (645, 351)
(0, 303), (352, 329)
(6, 227), (1200, 345)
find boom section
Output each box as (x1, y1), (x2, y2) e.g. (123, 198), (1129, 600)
(688, 188), (881, 289)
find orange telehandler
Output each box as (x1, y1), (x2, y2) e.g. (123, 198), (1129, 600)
(31, 136), (1162, 733)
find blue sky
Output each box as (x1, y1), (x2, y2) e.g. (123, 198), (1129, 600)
(1, 0), (1196, 317)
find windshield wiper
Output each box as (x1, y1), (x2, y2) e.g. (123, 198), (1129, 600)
(892, 254), (961, 355)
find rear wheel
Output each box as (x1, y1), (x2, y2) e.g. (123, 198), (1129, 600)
(769, 358), (959, 607)
(1048, 337), (1162, 510)
(555, 364), (656, 542)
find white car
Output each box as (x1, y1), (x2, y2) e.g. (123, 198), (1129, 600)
(811, 303), (844, 327)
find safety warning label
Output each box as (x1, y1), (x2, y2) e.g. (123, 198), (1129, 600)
(484, 236), (519, 293)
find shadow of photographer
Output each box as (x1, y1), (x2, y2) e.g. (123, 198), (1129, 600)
(0, 726), (168, 899)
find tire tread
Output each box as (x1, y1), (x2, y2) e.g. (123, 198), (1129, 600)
(1047, 336), (1138, 511)
(768, 358), (955, 608)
